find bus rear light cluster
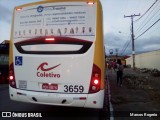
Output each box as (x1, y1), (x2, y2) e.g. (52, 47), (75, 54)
(9, 63), (17, 88)
(89, 64), (101, 93)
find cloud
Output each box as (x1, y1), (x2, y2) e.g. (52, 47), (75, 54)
(0, 4), (12, 23)
(104, 32), (160, 55)
(135, 36), (160, 52)
(104, 32), (130, 55)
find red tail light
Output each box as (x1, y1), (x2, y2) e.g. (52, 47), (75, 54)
(9, 63), (16, 88)
(9, 76), (14, 80)
(94, 79), (99, 85)
(89, 64), (101, 93)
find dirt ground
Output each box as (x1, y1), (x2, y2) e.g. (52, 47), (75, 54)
(108, 68), (160, 120)
(123, 68), (160, 103)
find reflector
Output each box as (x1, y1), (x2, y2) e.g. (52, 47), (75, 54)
(80, 97), (86, 100)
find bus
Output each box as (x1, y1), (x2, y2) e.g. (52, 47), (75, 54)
(0, 43), (9, 84)
(9, 0), (105, 109)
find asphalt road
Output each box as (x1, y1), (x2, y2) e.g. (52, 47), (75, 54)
(0, 84), (109, 120)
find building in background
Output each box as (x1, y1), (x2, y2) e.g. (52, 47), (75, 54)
(105, 55), (130, 67)
(126, 49), (160, 70)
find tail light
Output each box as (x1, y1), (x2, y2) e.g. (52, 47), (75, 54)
(9, 63), (16, 88)
(89, 64), (101, 93)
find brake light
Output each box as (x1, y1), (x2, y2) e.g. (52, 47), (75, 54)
(16, 8), (22, 11)
(87, 2), (94, 5)
(45, 38), (55, 41)
(9, 63), (16, 88)
(9, 76), (14, 80)
(89, 64), (101, 93)
(94, 79), (99, 85)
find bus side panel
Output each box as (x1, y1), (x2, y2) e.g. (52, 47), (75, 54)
(94, 0), (105, 90)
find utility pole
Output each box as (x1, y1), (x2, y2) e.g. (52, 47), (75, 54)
(124, 14), (140, 70)
(115, 48), (118, 61)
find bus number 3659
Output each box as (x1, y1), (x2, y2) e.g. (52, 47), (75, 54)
(64, 85), (84, 93)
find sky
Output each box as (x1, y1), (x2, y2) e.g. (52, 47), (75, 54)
(0, 0), (160, 55)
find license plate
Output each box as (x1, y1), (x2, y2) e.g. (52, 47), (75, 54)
(42, 83), (58, 90)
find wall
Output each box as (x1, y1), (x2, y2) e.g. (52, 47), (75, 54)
(126, 50), (160, 70)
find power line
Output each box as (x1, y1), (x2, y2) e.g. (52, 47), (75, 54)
(120, 26), (132, 55)
(135, 0), (160, 34)
(121, 39), (132, 55)
(135, 18), (160, 40)
(134, 0), (159, 22)
(146, 25), (160, 36)
(135, 7), (160, 34)
(121, 32), (132, 55)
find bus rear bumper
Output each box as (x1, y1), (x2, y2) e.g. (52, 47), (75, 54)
(9, 86), (104, 109)
(84, 89), (104, 109)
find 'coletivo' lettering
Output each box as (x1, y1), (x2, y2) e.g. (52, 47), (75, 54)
(37, 72), (60, 78)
